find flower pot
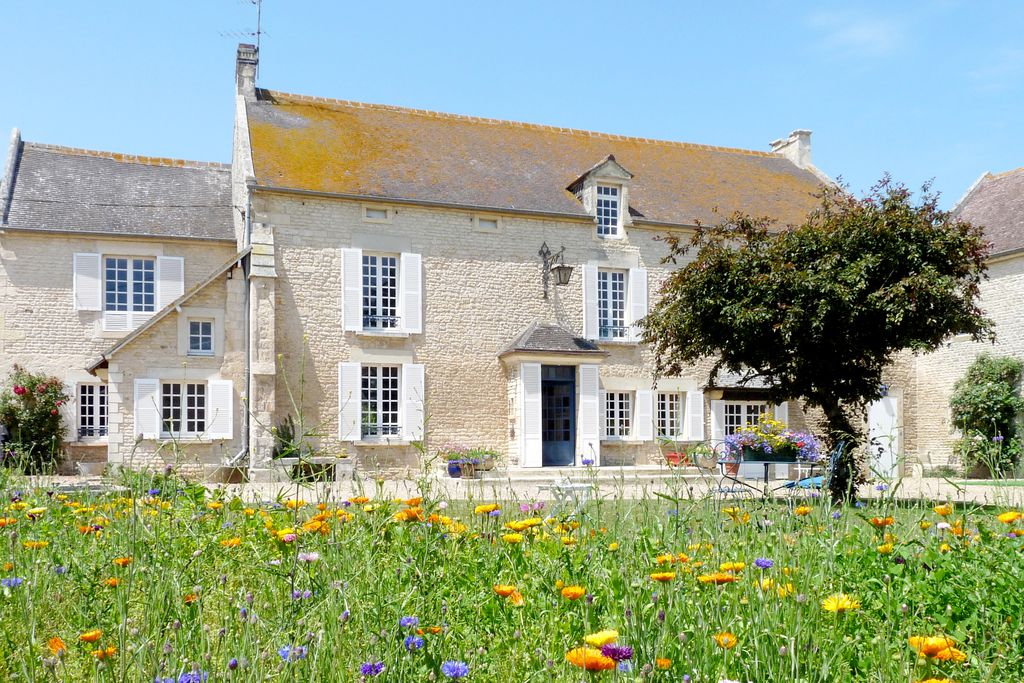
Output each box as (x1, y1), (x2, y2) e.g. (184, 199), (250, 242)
(446, 462), (463, 478)
(477, 457), (495, 472)
(459, 462), (477, 479)
(664, 452), (689, 467)
(741, 446), (797, 463)
(724, 462), (740, 476)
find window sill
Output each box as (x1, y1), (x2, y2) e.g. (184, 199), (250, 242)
(354, 439), (412, 447)
(76, 438), (108, 446)
(355, 329), (410, 339)
(154, 435), (227, 443)
(187, 352), (217, 358)
(598, 339), (638, 346)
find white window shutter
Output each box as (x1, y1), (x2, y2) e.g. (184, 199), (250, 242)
(73, 253), (102, 311)
(577, 364), (601, 465)
(401, 363), (425, 441)
(710, 400), (725, 446)
(338, 362), (362, 441)
(634, 389), (654, 441)
(773, 401), (789, 427)
(582, 264), (598, 340)
(134, 378), (160, 439)
(682, 390), (705, 441)
(156, 256), (185, 310)
(599, 389), (608, 440)
(206, 380), (233, 440)
(103, 312), (130, 333)
(628, 268), (648, 342)
(341, 248), (363, 332)
(520, 362), (542, 468)
(400, 252), (423, 334)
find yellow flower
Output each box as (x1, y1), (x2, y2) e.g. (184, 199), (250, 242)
(997, 510), (1021, 525)
(206, 501), (223, 511)
(877, 543), (894, 555)
(720, 562), (745, 573)
(697, 572), (736, 585)
(565, 646), (615, 671)
(2, 562), (13, 571)
(561, 536), (576, 546)
(26, 507), (46, 517)
(933, 504), (952, 517)
(0, 517), (17, 528)
(112, 557), (132, 567)
(939, 543), (952, 553)
(821, 593), (860, 613)
(22, 540), (49, 550)
(608, 542), (619, 551)
(493, 584), (517, 598)
(656, 658), (672, 670)
(47, 636), (67, 656)
(474, 504), (500, 515)
(79, 629), (103, 643)
(794, 506), (812, 516)
(502, 533), (524, 544)
(776, 582), (795, 598)
(650, 571), (676, 582)
(583, 629), (619, 647)
(869, 516), (895, 528)
(561, 585), (586, 600)
(713, 631), (738, 649)
(920, 520), (933, 530)
(220, 537), (241, 548)
(908, 635), (957, 657)
(284, 499), (306, 510)
(655, 553), (674, 564)
(915, 679), (954, 683)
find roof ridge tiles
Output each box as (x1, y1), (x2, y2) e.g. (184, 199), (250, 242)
(258, 89), (779, 159)
(23, 142), (230, 170)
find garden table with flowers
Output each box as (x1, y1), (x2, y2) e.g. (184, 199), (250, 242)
(716, 417), (824, 499)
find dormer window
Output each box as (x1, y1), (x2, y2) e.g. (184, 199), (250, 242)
(596, 185), (621, 237)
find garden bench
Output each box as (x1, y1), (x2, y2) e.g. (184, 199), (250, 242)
(537, 478), (594, 518)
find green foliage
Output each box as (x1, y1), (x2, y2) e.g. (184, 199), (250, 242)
(950, 354), (1024, 475)
(0, 365), (69, 473)
(643, 178), (993, 501)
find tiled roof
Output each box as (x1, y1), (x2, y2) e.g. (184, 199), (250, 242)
(954, 167), (1024, 256)
(247, 91), (825, 227)
(1, 139), (234, 241)
(499, 322), (605, 357)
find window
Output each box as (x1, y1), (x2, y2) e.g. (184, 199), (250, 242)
(78, 384), (107, 439)
(104, 257), (155, 313)
(605, 391), (632, 438)
(597, 269), (627, 340)
(473, 215), (500, 233)
(361, 365), (400, 438)
(188, 320), (214, 356)
(723, 401), (768, 436)
(161, 382), (206, 437)
(362, 205), (392, 223)
(362, 254), (400, 330)
(657, 392), (683, 438)
(596, 185), (620, 237)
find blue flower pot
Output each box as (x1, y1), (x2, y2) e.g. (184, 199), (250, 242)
(447, 462), (462, 478)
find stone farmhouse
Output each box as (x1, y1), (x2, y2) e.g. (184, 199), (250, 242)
(0, 44), (1009, 479)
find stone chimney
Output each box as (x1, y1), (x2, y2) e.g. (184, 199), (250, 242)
(770, 129), (812, 169)
(236, 44), (259, 101)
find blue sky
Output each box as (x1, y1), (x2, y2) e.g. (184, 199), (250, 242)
(2, 1), (1021, 207)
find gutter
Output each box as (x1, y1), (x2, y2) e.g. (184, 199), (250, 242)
(0, 225), (236, 244)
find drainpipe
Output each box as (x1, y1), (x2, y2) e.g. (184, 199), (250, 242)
(239, 179), (255, 471)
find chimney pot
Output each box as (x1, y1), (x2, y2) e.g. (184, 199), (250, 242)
(770, 129), (812, 169)
(236, 44), (259, 101)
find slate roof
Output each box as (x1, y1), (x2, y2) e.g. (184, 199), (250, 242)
(499, 322), (606, 357)
(247, 90), (825, 227)
(954, 167), (1024, 256)
(0, 138), (234, 241)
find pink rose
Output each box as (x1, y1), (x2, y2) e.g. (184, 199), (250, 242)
(12, 386), (25, 396)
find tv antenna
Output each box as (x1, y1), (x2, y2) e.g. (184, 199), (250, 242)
(220, 0), (267, 71)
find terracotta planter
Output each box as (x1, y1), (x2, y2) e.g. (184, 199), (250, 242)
(724, 461), (740, 476)
(664, 452), (689, 467)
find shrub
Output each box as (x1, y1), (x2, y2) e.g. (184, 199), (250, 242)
(0, 365), (69, 472)
(949, 354), (1024, 475)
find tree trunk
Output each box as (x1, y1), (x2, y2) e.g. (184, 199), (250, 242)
(818, 397), (861, 504)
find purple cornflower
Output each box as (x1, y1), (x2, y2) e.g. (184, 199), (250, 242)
(340, 609), (351, 622)
(441, 661), (470, 679)
(582, 457), (595, 466)
(360, 661), (385, 676)
(993, 435), (1005, 443)
(278, 645), (307, 661)
(832, 511), (842, 519)
(488, 509), (501, 517)
(601, 644), (634, 661)
(754, 557), (774, 570)
(519, 503), (531, 513)
(875, 483), (889, 492)
(399, 615), (419, 628)
(177, 672), (208, 683)
(52, 565), (67, 575)
(227, 658), (239, 671)
(618, 661), (633, 673)
(148, 488), (161, 496)
(404, 635), (424, 651)
(1, 577), (23, 588)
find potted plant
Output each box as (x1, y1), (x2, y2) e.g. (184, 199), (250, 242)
(722, 416), (821, 465)
(664, 451), (689, 467)
(439, 445), (468, 478)
(469, 447), (499, 472)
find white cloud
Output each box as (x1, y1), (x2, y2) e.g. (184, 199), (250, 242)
(806, 10), (905, 59)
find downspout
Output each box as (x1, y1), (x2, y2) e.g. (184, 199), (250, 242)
(240, 179), (254, 470)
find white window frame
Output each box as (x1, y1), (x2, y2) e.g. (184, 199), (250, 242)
(605, 391), (633, 440)
(597, 268), (628, 341)
(360, 365), (401, 439)
(77, 383), (107, 441)
(104, 256), (156, 314)
(596, 184), (622, 238)
(473, 214), (501, 234)
(187, 319), (215, 357)
(361, 204), (393, 224)
(656, 392), (684, 439)
(362, 253), (401, 331)
(722, 401), (769, 437)
(160, 381), (207, 439)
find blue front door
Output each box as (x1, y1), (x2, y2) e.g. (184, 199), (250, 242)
(542, 366), (576, 466)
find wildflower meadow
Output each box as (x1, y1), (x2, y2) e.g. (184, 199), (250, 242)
(1, 468), (1022, 682)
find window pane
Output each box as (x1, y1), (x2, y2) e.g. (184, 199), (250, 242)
(596, 185), (620, 236)
(362, 255), (399, 329)
(360, 365), (400, 437)
(161, 383), (182, 435)
(189, 320), (214, 354)
(657, 393), (681, 438)
(78, 384), (109, 438)
(105, 258), (129, 311)
(598, 270), (627, 339)
(132, 259), (155, 312)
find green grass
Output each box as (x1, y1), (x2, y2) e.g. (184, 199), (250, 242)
(956, 479), (1024, 487)
(0, 467), (1022, 682)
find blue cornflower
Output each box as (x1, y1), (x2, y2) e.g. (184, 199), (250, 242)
(177, 672), (209, 683)
(340, 609), (351, 622)
(52, 565), (67, 575)
(875, 483), (889, 492)
(399, 615), (419, 628)
(1, 577), (23, 588)
(360, 661), (385, 676)
(617, 661), (633, 673)
(441, 661), (470, 679)
(832, 510), (842, 519)
(754, 557), (774, 570)
(488, 509), (501, 517)
(148, 488), (161, 496)
(227, 658), (239, 670)
(278, 645), (307, 661)
(404, 635), (424, 651)
(582, 457), (595, 466)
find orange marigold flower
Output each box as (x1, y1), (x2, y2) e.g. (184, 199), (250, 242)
(932, 504), (953, 517)
(565, 646), (616, 671)
(220, 537), (241, 548)
(79, 629), (102, 643)
(183, 593), (199, 605)
(794, 506), (812, 516)
(502, 533), (524, 544)
(47, 636), (67, 656)
(997, 510), (1021, 524)
(206, 501), (223, 511)
(112, 557), (132, 567)
(349, 496), (370, 505)
(650, 571), (676, 582)
(656, 658), (671, 670)
(713, 631), (738, 649)
(92, 645), (117, 660)
(507, 590), (525, 607)
(933, 647), (967, 662)
(102, 577), (120, 588)
(697, 572), (736, 585)
(869, 516), (895, 528)
(474, 503), (500, 515)
(908, 636), (957, 658)
(2, 562), (12, 571)
(302, 519), (331, 535)
(284, 499), (306, 510)
(493, 584), (517, 597)
(0, 517), (17, 528)
(561, 585), (586, 600)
